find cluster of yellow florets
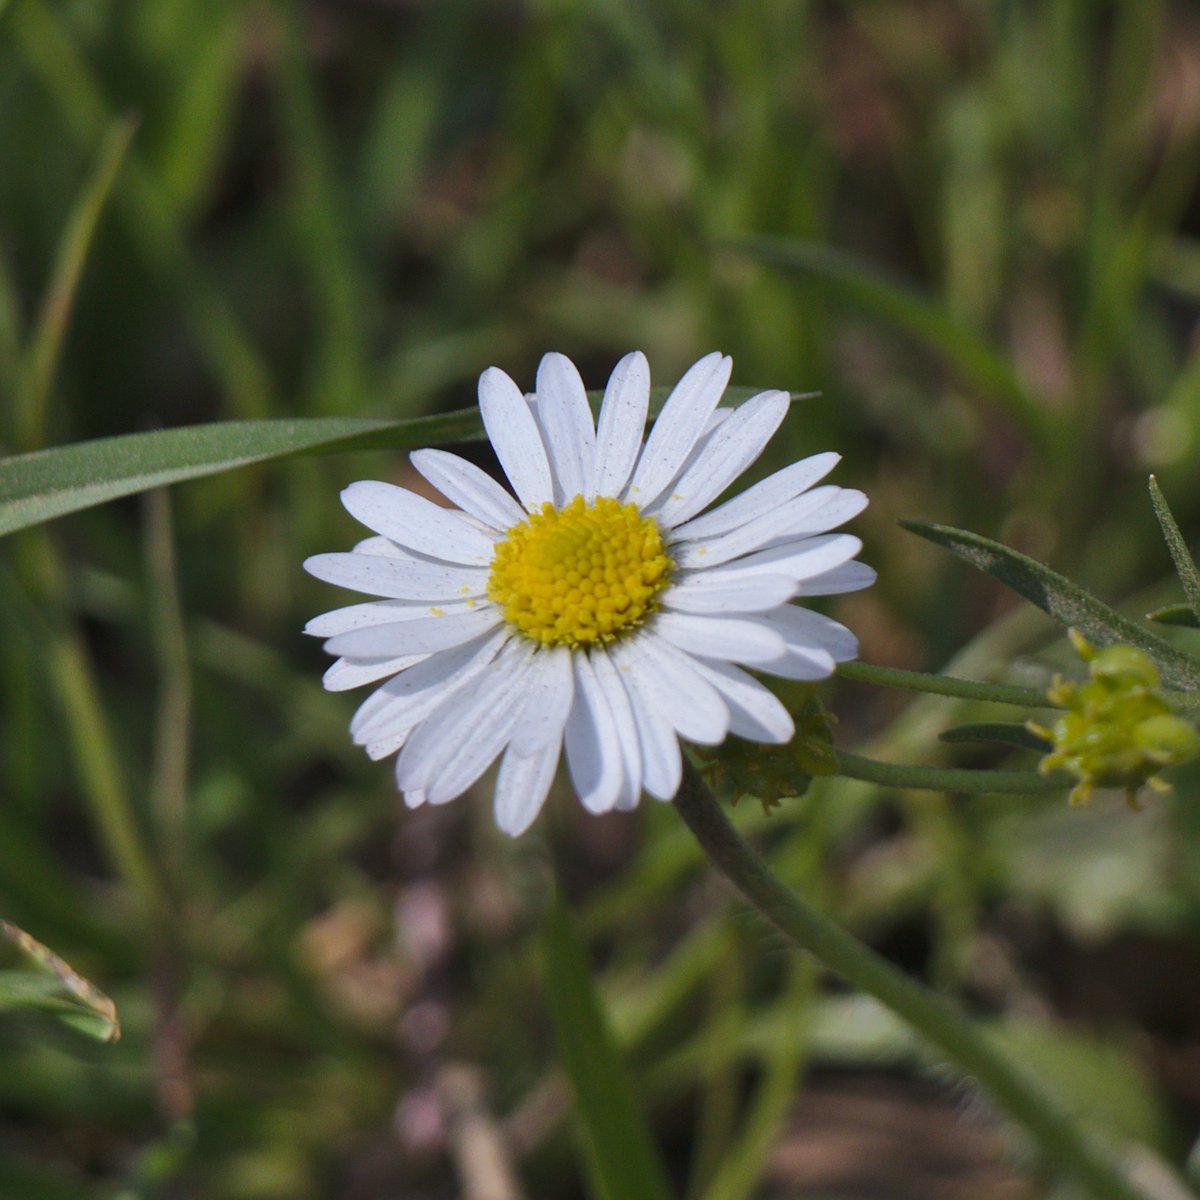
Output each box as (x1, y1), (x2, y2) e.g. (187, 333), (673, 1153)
(487, 496), (671, 648)
(1029, 630), (1200, 808)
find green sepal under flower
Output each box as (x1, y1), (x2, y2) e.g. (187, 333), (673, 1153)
(1027, 630), (1200, 808)
(695, 683), (838, 812)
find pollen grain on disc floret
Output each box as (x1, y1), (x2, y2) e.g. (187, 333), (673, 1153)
(487, 494), (671, 648)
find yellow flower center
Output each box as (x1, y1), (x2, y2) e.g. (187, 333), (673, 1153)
(487, 496), (671, 648)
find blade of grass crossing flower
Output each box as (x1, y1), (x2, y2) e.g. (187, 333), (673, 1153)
(902, 520), (1200, 691)
(0, 920), (119, 1042)
(18, 115), (137, 450)
(543, 896), (674, 1200)
(1148, 475), (1200, 622)
(0, 412), (479, 539)
(0, 387), (774, 538)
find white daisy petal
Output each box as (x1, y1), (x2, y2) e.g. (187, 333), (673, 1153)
(688, 534), (864, 586)
(303, 552), (489, 601)
(325, 606), (501, 659)
(786, 489), (870, 538)
(652, 390), (790, 528)
(688, 659), (794, 743)
(323, 654), (427, 692)
(352, 535), (404, 557)
(767, 604), (860, 661)
(620, 635), (729, 744)
(663, 572), (797, 615)
(672, 486), (865, 567)
(670, 452), (841, 542)
(509, 647), (574, 755)
(592, 351), (650, 498)
(592, 649), (642, 811)
(479, 366), (554, 510)
(341, 481), (496, 564)
(626, 352), (731, 506)
(799, 560), (877, 596)
(564, 653), (624, 814)
(757, 642), (838, 680)
(654, 611), (787, 664)
(536, 352), (596, 501)
(611, 646), (682, 799)
(410, 448), (525, 532)
(494, 740), (561, 836)
(352, 638), (508, 758)
(305, 599), (475, 638)
(396, 640), (535, 801)
(404, 789), (427, 809)
(350, 628), (511, 739)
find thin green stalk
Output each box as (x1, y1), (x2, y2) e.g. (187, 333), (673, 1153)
(672, 762), (1153, 1200)
(835, 750), (1067, 795)
(836, 659), (1056, 709)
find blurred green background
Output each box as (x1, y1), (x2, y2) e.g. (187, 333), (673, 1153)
(3, 1), (1200, 1197)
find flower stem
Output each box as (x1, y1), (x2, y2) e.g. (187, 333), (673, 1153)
(672, 761), (1151, 1200)
(836, 660), (1055, 708)
(835, 750), (1069, 794)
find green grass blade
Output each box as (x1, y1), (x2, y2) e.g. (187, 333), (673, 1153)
(0, 411), (480, 538)
(938, 723), (1052, 752)
(902, 520), (1200, 691)
(1147, 475), (1200, 621)
(0, 920), (119, 1042)
(729, 236), (1052, 446)
(0, 386), (777, 538)
(19, 114), (137, 450)
(543, 896), (674, 1200)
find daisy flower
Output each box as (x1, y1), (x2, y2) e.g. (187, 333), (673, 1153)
(304, 352), (873, 836)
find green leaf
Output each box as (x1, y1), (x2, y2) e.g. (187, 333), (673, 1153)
(939, 722), (1051, 752)
(0, 386), (779, 539)
(901, 520), (1200, 692)
(729, 236), (1052, 446)
(0, 410), (480, 539)
(0, 920), (119, 1042)
(1147, 475), (1200, 622)
(1147, 603), (1200, 628)
(543, 896), (674, 1200)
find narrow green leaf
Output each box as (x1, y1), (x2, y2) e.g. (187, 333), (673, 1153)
(939, 723), (1051, 752)
(1146, 603), (1200, 628)
(0, 921), (119, 1042)
(729, 236), (1052, 446)
(19, 115), (138, 449)
(543, 896), (674, 1200)
(1148, 475), (1200, 621)
(0, 411), (479, 539)
(901, 520), (1200, 691)
(0, 386), (778, 538)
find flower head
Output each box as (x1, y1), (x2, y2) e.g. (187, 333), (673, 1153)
(304, 352), (873, 835)
(1029, 629), (1200, 808)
